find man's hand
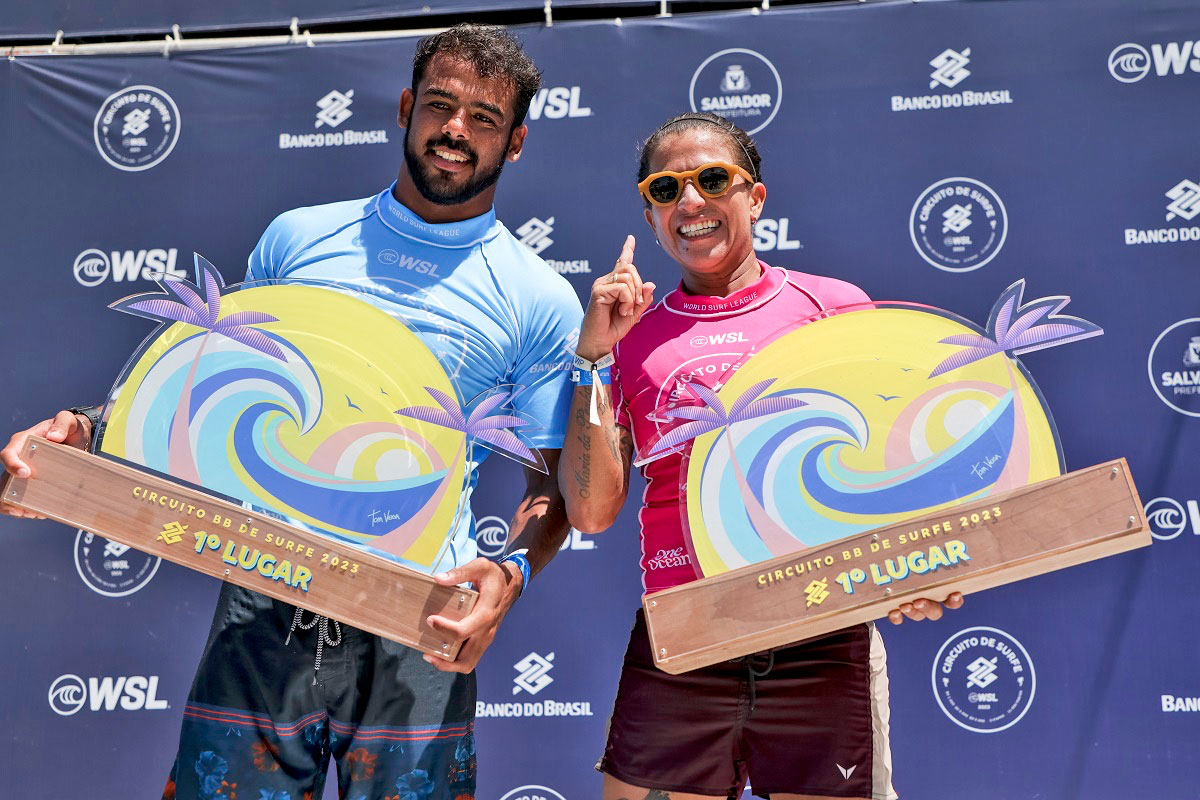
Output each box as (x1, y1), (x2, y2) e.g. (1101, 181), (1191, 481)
(422, 556), (524, 673)
(0, 411), (92, 519)
(887, 592), (964, 625)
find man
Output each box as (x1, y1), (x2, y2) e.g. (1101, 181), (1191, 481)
(1, 24), (582, 800)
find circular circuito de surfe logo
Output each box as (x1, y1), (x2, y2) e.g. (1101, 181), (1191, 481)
(1147, 318), (1200, 418)
(75, 529), (162, 597)
(499, 787), (567, 800)
(93, 85), (181, 171)
(910, 177), (1008, 272)
(689, 48), (783, 136)
(932, 626), (1036, 733)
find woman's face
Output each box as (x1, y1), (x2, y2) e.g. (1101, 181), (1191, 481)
(643, 128), (765, 277)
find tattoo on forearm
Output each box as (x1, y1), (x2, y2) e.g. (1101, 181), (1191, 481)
(573, 404), (592, 499)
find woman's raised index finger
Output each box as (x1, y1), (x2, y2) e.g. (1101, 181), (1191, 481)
(617, 234), (636, 266)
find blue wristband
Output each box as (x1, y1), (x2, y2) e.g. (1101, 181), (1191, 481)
(570, 366), (612, 385)
(499, 550), (531, 595)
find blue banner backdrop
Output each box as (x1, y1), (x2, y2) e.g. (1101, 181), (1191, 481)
(1, 1), (1198, 798)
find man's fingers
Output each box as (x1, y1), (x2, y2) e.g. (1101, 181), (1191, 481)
(915, 598), (943, 621)
(945, 592), (965, 610)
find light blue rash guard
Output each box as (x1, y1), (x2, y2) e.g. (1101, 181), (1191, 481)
(245, 184), (583, 573)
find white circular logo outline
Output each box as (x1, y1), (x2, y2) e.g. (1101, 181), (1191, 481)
(49, 674), (87, 716)
(73, 248), (111, 287)
(909, 176), (1009, 273)
(474, 514), (511, 558)
(1108, 43), (1151, 84)
(931, 625), (1037, 734)
(1145, 496), (1188, 540)
(93, 84), (181, 172)
(689, 48), (783, 136)
(499, 786), (567, 800)
(1147, 317), (1200, 418)
(74, 529), (162, 598)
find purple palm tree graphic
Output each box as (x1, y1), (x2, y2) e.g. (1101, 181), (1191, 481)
(930, 279), (1102, 378)
(370, 387), (543, 561)
(110, 254), (283, 484)
(639, 378), (809, 555)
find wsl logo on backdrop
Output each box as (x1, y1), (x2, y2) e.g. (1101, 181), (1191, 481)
(75, 529), (160, 597)
(278, 89), (390, 149)
(891, 48), (1014, 112)
(933, 626), (1036, 733)
(526, 86), (592, 120)
(1145, 497), (1200, 541)
(93, 85), (180, 172)
(1148, 319), (1200, 417)
(690, 49), (782, 135)
(909, 178), (1008, 272)
(515, 216), (591, 274)
(475, 515), (512, 558)
(1125, 180), (1200, 246)
(48, 673), (169, 716)
(753, 218), (801, 252)
(1109, 40), (1200, 83)
(73, 247), (186, 287)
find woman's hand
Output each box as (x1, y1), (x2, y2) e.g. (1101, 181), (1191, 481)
(576, 235), (656, 360)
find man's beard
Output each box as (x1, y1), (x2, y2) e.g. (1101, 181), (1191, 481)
(404, 129), (506, 206)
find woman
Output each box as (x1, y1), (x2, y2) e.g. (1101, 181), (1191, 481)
(559, 112), (962, 800)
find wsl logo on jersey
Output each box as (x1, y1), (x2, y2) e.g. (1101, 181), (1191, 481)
(74, 529), (161, 597)
(93, 85), (180, 172)
(1124, 180), (1200, 246)
(73, 247), (186, 287)
(1147, 319), (1200, 417)
(690, 49), (782, 135)
(933, 627), (1036, 733)
(278, 89), (390, 149)
(526, 86), (592, 120)
(891, 48), (1014, 112)
(48, 673), (169, 716)
(1144, 496), (1199, 541)
(1108, 40), (1200, 83)
(910, 178), (1008, 272)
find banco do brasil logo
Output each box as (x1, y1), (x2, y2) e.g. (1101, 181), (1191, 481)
(690, 48), (782, 135)
(1147, 318), (1200, 417)
(933, 626), (1036, 733)
(910, 177), (1007, 272)
(93, 85), (181, 171)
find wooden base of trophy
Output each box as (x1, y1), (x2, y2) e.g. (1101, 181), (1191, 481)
(2, 438), (478, 659)
(643, 459), (1148, 674)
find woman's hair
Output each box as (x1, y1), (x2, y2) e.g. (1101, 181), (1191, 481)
(636, 111), (762, 185)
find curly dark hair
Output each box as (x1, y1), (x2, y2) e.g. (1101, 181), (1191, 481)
(637, 112), (762, 187)
(412, 24), (543, 128)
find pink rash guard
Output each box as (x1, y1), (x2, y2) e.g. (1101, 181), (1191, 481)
(612, 262), (870, 594)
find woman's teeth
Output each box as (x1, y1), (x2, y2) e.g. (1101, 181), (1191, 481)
(679, 220), (720, 238)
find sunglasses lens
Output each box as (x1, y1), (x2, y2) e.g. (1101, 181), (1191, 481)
(647, 176), (680, 204)
(697, 166), (731, 196)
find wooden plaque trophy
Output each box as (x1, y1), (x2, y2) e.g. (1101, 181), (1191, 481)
(634, 281), (1149, 674)
(2, 257), (549, 660)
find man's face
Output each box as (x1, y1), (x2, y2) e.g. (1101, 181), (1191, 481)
(400, 55), (526, 207)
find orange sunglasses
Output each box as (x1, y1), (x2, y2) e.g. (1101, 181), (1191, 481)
(637, 161), (756, 206)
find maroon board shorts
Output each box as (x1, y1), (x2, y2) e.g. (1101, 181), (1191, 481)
(598, 609), (897, 799)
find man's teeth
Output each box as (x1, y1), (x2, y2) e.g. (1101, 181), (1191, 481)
(679, 220), (720, 237)
(434, 149), (468, 163)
